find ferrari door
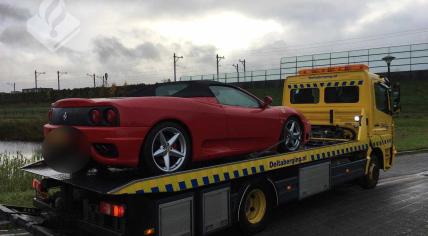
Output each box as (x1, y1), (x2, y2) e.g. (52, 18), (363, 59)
(209, 85), (281, 153)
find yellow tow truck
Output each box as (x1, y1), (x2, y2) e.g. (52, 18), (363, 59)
(0, 64), (400, 236)
(284, 64), (399, 177)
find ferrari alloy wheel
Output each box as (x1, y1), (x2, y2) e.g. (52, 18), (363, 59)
(279, 117), (302, 152)
(142, 122), (191, 174)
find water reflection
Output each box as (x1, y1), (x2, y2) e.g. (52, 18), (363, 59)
(0, 141), (41, 158)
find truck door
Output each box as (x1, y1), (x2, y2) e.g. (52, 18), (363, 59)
(372, 82), (394, 168)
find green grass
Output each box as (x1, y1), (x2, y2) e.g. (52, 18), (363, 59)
(0, 190), (35, 207)
(0, 152), (41, 206)
(0, 103), (48, 141)
(392, 78), (428, 151)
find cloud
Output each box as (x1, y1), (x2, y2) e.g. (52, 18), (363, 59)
(0, 25), (43, 48)
(93, 37), (166, 63)
(0, 3), (30, 21)
(1, 0), (428, 92)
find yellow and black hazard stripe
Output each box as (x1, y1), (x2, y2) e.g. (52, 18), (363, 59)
(370, 136), (393, 148)
(287, 80), (364, 89)
(110, 141), (369, 195)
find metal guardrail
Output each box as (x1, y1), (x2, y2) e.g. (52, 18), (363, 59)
(180, 43), (428, 83)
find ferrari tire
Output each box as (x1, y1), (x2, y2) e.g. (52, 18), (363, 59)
(278, 117), (303, 152)
(238, 183), (272, 235)
(142, 122), (191, 175)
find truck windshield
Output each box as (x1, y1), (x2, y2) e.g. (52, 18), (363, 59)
(325, 86), (359, 103)
(290, 88), (320, 104)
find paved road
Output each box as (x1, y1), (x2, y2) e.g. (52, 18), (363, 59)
(227, 152), (428, 236)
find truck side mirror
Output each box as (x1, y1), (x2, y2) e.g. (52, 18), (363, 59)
(262, 96), (273, 108)
(391, 82), (401, 114)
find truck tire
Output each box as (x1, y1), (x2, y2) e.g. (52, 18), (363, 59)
(238, 183), (273, 235)
(359, 153), (380, 189)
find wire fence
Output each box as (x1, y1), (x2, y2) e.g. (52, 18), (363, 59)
(180, 68), (282, 84)
(180, 43), (428, 83)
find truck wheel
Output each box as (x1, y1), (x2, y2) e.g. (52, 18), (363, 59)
(359, 154), (380, 189)
(278, 117), (302, 152)
(142, 122), (191, 175)
(238, 183), (272, 235)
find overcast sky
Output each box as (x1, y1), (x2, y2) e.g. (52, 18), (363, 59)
(0, 0), (427, 92)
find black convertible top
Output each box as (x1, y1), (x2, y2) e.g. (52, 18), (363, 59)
(129, 80), (226, 98)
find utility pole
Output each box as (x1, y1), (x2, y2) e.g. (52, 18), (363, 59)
(173, 53), (183, 82)
(239, 59), (246, 82)
(57, 71), (67, 90)
(104, 73), (108, 87)
(94, 74), (105, 87)
(96, 75), (105, 87)
(87, 73), (96, 88)
(34, 70), (45, 92)
(6, 82), (15, 93)
(232, 64), (240, 84)
(216, 54), (225, 81)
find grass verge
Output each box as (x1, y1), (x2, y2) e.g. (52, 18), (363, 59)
(0, 103), (48, 141)
(0, 152), (41, 206)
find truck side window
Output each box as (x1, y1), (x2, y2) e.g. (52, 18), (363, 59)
(374, 83), (390, 114)
(290, 88), (320, 104)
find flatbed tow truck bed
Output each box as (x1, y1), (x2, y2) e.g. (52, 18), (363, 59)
(21, 140), (367, 195)
(0, 139), (372, 236)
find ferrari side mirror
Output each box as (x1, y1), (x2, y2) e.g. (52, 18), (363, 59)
(262, 96), (273, 108)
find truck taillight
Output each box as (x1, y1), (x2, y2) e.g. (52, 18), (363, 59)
(32, 179), (42, 192)
(99, 201), (125, 217)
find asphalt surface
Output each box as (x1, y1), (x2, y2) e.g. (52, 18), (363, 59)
(247, 152), (428, 236)
(1, 152), (427, 236)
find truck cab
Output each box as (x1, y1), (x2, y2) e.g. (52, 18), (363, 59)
(283, 64), (401, 170)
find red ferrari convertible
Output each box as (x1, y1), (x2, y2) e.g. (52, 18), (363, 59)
(44, 81), (310, 174)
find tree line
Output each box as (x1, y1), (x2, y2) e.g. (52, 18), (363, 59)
(0, 83), (146, 105)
